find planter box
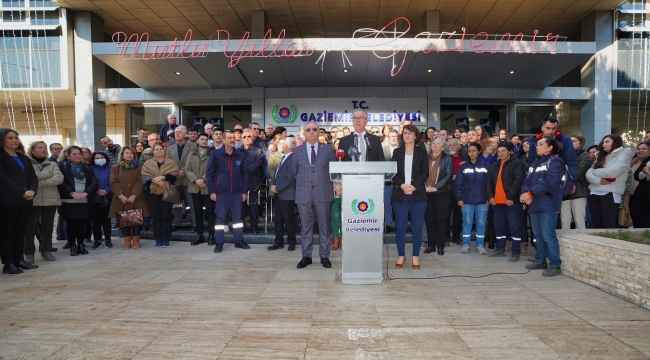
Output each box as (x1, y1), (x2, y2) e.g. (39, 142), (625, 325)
(557, 229), (650, 310)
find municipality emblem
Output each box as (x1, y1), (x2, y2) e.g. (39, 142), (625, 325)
(272, 105), (297, 124)
(351, 199), (374, 215)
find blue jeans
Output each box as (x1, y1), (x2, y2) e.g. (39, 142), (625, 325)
(530, 212), (562, 267)
(461, 203), (488, 247)
(384, 186), (394, 227)
(392, 195), (426, 257)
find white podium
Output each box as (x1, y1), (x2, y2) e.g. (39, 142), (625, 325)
(330, 162), (397, 285)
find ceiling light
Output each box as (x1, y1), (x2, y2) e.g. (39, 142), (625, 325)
(509, 70), (515, 74)
(343, 69), (348, 73)
(427, 69), (432, 73)
(174, 71), (181, 75)
(259, 69), (264, 73)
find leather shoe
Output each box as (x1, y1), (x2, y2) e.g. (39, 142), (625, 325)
(16, 260), (39, 270)
(321, 257), (332, 268)
(2, 264), (22, 274)
(423, 247), (436, 254)
(62, 242), (71, 250)
(287, 244), (296, 251)
(207, 234), (216, 246)
(437, 248), (444, 256)
(234, 241), (250, 249)
(191, 234), (205, 246)
(297, 257), (312, 268)
(267, 244), (284, 250)
(213, 243), (223, 253)
(50, 247), (58, 252)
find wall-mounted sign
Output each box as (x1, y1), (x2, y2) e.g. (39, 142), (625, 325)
(264, 98), (427, 129)
(112, 18), (563, 77)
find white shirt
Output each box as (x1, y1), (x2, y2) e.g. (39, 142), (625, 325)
(404, 154), (414, 186)
(306, 141), (318, 164)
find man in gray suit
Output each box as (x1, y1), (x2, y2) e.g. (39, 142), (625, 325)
(269, 138), (297, 251)
(292, 122), (336, 268)
(167, 125), (198, 231)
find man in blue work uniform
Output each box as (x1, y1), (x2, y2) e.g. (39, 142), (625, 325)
(206, 130), (250, 253)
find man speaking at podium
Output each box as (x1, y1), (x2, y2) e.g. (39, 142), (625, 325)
(338, 110), (386, 162)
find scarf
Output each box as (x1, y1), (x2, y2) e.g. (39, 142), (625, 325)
(427, 152), (441, 187)
(32, 155), (46, 164)
(141, 157), (179, 195)
(119, 159), (139, 170)
(71, 162), (85, 180)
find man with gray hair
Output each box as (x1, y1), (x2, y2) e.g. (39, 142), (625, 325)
(250, 122), (267, 151)
(159, 114), (178, 144)
(167, 125), (198, 231)
(269, 136), (297, 251)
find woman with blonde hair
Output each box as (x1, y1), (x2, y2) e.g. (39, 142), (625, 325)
(110, 146), (150, 249)
(23, 141), (64, 263)
(141, 143), (178, 248)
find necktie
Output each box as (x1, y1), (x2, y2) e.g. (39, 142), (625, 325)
(276, 155), (285, 176)
(311, 145), (316, 166)
(354, 134), (360, 160)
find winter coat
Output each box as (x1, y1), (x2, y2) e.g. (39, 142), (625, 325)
(521, 154), (565, 213)
(57, 161), (99, 202)
(0, 151), (38, 207)
(103, 144), (122, 166)
(455, 158), (490, 205)
(109, 163), (150, 218)
(527, 132), (578, 180)
(92, 164), (113, 203)
(586, 147), (634, 195)
(241, 146), (267, 191)
(486, 154), (527, 202)
(391, 145), (429, 204)
(185, 148), (213, 195)
(429, 153), (453, 194)
(28, 155), (64, 207)
(206, 146), (249, 194)
(568, 149), (591, 200)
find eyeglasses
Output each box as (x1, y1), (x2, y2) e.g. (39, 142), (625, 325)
(251, 128), (260, 131)
(402, 131), (414, 136)
(305, 128), (319, 133)
(371, 131), (380, 134)
(242, 135), (252, 138)
(352, 117), (366, 121)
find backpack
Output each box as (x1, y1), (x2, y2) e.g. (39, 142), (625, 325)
(543, 156), (576, 200)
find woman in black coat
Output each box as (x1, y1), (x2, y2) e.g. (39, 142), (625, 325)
(0, 128), (39, 274)
(57, 146), (98, 256)
(391, 124), (429, 270)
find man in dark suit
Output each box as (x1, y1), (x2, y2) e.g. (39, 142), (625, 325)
(292, 121), (336, 269)
(338, 110), (385, 162)
(167, 125), (198, 231)
(268, 137), (297, 251)
(382, 129), (400, 232)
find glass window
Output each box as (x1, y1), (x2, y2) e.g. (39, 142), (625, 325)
(1, 35), (30, 88)
(468, 105), (507, 136)
(30, 0), (56, 6)
(1, 0), (25, 8)
(30, 34), (60, 87)
(223, 105), (252, 130)
(440, 105), (467, 132)
(2, 11), (28, 22)
(515, 105), (556, 136)
(30, 10), (59, 25)
(182, 105), (222, 128)
(130, 106), (174, 144)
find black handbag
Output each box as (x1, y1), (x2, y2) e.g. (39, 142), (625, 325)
(99, 195), (111, 208)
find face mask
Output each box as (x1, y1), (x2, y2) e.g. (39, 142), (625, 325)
(94, 158), (107, 166)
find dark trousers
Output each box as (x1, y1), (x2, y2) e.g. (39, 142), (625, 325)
(630, 194), (650, 228)
(146, 192), (173, 241)
(122, 226), (141, 237)
(84, 218), (93, 240)
(66, 219), (87, 247)
(242, 191), (260, 230)
(588, 193), (619, 229)
(191, 193), (216, 235)
(90, 202), (112, 241)
(425, 191), (451, 249)
(274, 197), (296, 247)
(56, 209), (66, 240)
(215, 192), (244, 244)
(493, 203), (523, 254)
(450, 192), (462, 241)
(0, 203), (32, 265)
(24, 206), (57, 255)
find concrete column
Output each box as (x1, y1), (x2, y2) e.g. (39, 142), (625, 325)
(251, 87), (265, 126)
(73, 12), (106, 150)
(581, 11), (614, 146)
(251, 11), (268, 39)
(428, 86), (441, 130)
(423, 11), (440, 32)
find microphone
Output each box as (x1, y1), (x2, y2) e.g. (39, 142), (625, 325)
(348, 146), (359, 162)
(336, 149), (345, 162)
(363, 133), (372, 151)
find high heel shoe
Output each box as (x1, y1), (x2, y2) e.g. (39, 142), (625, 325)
(412, 257), (420, 270)
(3, 264), (23, 274)
(395, 257), (405, 269)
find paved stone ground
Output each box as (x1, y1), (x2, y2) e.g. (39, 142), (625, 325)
(1, 238), (649, 359)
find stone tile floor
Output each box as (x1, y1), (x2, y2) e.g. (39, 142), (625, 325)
(1, 239), (649, 359)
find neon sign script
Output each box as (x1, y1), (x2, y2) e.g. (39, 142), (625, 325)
(112, 17), (563, 76)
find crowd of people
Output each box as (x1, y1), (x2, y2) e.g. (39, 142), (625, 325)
(1, 113), (650, 277)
